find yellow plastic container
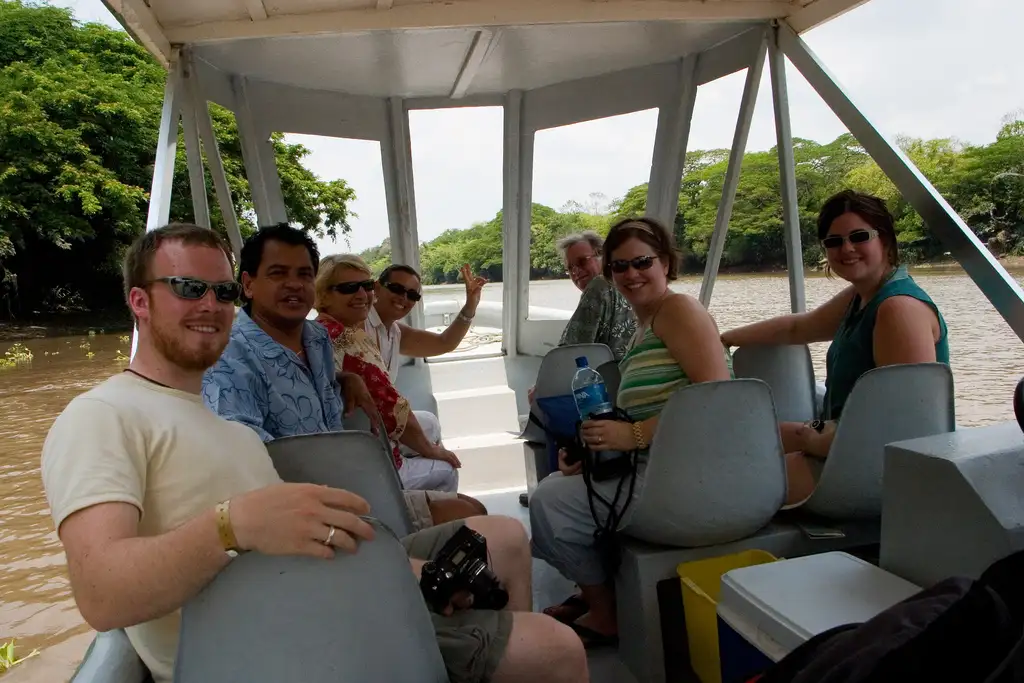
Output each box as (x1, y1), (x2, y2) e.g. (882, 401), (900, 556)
(677, 550), (778, 683)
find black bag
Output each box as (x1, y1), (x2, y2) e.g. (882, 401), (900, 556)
(751, 548), (1024, 683)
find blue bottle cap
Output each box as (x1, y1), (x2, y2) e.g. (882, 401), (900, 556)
(575, 356), (588, 368)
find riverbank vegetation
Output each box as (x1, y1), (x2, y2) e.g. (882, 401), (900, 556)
(0, 640), (38, 674)
(0, 1), (1021, 310)
(364, 119), (1023, 284)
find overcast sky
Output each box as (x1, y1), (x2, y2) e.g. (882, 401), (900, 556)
(61, 0), (1023, 254)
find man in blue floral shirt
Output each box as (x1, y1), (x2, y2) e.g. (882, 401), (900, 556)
(203, 224), (363, 440)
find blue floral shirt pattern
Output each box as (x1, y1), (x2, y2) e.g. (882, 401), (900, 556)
(202, 309), (345, 442)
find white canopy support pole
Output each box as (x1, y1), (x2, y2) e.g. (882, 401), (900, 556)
(381, 96), (425, 330)
(778, 22), (1024, 340)
(233, 76), (287, 226)
(184, 57), (243, 260)
(516, 130), (535, 344)
(179, 80), (210, 230)
(146, 55), (181, 233)
(769, 23), (806, 313)
(134, 54), (181, 360)
(501, 90), (525, 358)
(698, 32), (767, 308)
(646, 54), (698, 228)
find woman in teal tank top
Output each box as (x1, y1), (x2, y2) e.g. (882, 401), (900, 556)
(722, 190), (949, 507)
(530, 217), (733, 646)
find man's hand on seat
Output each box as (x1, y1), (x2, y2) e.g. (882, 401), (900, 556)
(231, 483), (375, 558)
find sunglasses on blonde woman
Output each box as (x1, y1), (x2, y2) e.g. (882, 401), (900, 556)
(608, 255), (656, 274)
(329, 280), (374, 295)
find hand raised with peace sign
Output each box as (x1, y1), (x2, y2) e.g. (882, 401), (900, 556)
(460, 263), (488, 316)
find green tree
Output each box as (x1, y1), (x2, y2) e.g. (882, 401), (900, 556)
(0, 1), (355, 317)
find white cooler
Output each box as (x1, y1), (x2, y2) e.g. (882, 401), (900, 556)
(715, 552), (920, 683)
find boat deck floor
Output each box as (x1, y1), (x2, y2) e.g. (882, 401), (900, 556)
(475, 489), (641, 683)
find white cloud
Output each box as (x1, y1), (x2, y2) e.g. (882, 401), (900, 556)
(53, 0), (1024, 257)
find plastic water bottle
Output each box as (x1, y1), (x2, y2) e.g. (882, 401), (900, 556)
(572, 356), (613, 420)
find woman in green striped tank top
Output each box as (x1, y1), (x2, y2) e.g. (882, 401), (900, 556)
(530, 217), (733, 647)
(722, 191), (949, 508)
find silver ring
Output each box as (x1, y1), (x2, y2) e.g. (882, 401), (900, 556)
(324, 525), (336, 546)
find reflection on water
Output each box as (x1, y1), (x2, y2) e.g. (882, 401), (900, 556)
(1, 271), (1023, 679)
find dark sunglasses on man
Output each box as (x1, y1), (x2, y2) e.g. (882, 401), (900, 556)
(382, 280), (422, 302)
(329, 280), (374, 295)
(608, 255), (656, 274)
(148, 276), (241, 304)
(820, 228), (878, 250)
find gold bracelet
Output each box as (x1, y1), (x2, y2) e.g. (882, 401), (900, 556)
(215, 500), (240, 553)
(632, 421), (647, 450)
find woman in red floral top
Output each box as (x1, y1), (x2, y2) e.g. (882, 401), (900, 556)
(314, 254), (474, 503)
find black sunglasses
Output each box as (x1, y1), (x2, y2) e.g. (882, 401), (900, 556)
(329, 280), (375, 295)
(382, 281), (422, 302)
(608, 255), (656, 274)
(821, 228), (878, 250)
(149, 277), (241, 304)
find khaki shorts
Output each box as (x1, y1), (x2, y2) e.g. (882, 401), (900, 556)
(404, 490), (459, 532)
(402, 520), (514, 683)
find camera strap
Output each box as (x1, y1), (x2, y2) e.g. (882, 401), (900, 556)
(576, 407), (641, 578)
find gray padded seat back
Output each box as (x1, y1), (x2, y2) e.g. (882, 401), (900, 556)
(804, 362), (955, 519)
(619, 379), (786, 547)
(596, 360), (622, 404)
(71, 629), (150, 683)
(733, 344), (817, 423)
(175, 518), (448, 683)
(520, 343), (615, 443)
(268, 432), (414, 538)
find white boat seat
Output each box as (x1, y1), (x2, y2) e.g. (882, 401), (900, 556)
(733, 344), (817, 423)
(70, 629), (150, 683)
(268, 431), (415, 539)
(619, 378), (787, 548)
(803, 362), (955, 520)
(175, 518), (449, 683)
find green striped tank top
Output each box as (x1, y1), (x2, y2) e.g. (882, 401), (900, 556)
(617, 326), (734, 422)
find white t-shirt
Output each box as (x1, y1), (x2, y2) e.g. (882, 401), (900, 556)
(41, 372), (281, 683)
(365, 306), (403, 382)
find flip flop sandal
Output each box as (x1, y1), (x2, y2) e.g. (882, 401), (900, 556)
(567, 621), (619, 650)
(542, 594), (589, 623)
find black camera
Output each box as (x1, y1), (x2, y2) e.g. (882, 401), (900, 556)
(419, 525), (509, 614)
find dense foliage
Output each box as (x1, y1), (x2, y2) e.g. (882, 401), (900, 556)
(0, 1), (354, 317)
(364, 121), (1023, 284)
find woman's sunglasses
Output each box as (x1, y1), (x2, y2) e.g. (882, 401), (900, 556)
(608, 255), (656, 274)
(821, 228), (878, 250)
(383, 281), (422, 302)
(329, 280), (375, 295)
(149, 276), (241, 304)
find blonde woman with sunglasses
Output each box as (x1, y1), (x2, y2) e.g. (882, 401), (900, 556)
(721, 190), (949, 507)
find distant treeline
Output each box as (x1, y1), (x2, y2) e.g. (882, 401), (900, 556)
(362, 120), (1024, 285)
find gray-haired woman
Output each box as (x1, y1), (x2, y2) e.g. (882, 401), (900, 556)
(557, 231), (637, 361)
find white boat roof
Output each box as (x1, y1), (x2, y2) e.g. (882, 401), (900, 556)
(103, 0), (867, 99)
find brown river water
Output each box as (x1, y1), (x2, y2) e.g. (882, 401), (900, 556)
(2, 270), (1023, 681)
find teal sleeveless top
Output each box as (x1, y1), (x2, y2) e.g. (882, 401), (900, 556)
(822, 265), (949, 421)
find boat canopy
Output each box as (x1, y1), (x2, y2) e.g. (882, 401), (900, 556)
(105, 0), (1024, 355)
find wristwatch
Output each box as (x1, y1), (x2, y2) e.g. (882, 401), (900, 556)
(215, 500), (241, 558)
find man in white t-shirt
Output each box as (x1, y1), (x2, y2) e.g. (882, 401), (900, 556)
(368, 263), (487, 450)
(41, 224), (586, 683)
